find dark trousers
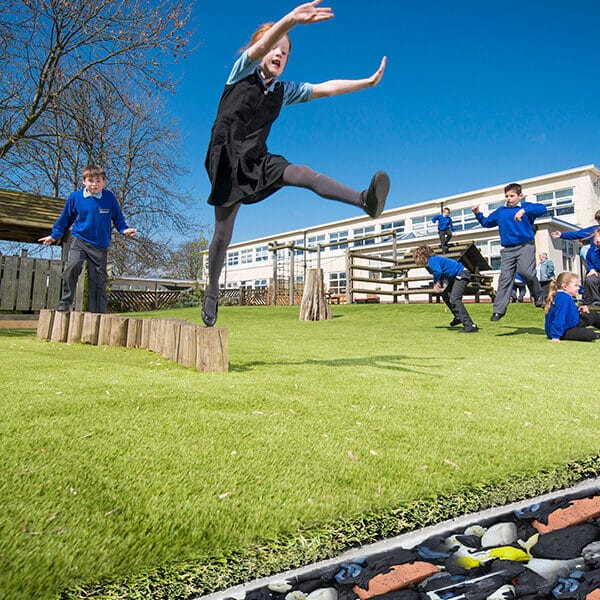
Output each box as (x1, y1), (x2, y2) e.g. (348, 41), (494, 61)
(441, 270), (474, 327)
(562, 310), (600, 342)
(60, 237), (109, 313)
(583, 273), (600, 305)
(438, 229), (452, 252)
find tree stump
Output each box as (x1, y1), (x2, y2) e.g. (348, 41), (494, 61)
(299, 268), (332, 321)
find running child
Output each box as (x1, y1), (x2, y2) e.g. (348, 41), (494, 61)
(413, 244), (478, 333)
(544, 271), (600, 342)
(202, 1), (389, 327)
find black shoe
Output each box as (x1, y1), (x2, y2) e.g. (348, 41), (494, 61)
(534, 299), (545, 308)
(460, 324), (479, 333)
(201, 296), (218, 327)
(57, 303), (70, 312)
(490, 313), (503, 322)
(362, 171), (390, 218)
(449, 318), (461, 327)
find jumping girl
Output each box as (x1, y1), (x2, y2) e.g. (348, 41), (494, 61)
(202, 1), (389, 326)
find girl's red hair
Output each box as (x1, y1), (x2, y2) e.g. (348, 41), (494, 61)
(243, 22), (292, 52)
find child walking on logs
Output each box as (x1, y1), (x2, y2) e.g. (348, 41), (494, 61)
(544, 271), (600, 342)
(202, 0), (389, 327)
(413, 245), (479, 333)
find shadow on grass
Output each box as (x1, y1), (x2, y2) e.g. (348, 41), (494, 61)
(230, 354), (446, 373)
(495, 326), (546, 337)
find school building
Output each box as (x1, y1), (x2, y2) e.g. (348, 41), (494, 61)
(200, 164), (600, 302)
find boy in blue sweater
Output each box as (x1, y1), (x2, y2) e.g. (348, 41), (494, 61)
(39, 165), (136, 313)
(544, 271), (600, 342)
(582, 228), (600, 305)
(431, 207), (455, 253)
(413, 244), (478, 333)
(472, 182), (546, 321)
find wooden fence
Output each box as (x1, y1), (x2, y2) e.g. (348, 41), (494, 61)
(219, 285), (304, 306)
(0, 254), (83, 312)
(107, 290), (183, 312)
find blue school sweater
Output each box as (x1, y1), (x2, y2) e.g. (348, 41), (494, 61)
(427, 255), (465, 285)
(560, 224), (598, 241)
(50, 190), (129, 249)
(432, 214), (455, 231)
(585, 244), (600, 273)
(545, 290), (580, 339)
(475, 202), (546, 247)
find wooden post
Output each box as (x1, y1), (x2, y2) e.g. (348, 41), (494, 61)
(37, 309), (55, 341)
(81, 313), (101, 345)
(177, 323), (198, 367)
(50, 311), (70, 342)
(140, 318), (154, 349)
(299, 268), (332, 321)
(108, 315), (129, 347)
(126, 318), (142, 348)
(196, 328), (228, 372)
(161, 320), (181, 361)
(97, 314), (113, 346)
(67, 311), (85, 343)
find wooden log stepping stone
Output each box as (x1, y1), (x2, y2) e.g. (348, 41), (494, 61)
(36, 309), (228, 372)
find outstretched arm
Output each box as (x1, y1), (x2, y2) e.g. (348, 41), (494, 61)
(310, 57), (386, 98)
(247, 1), (333, 63)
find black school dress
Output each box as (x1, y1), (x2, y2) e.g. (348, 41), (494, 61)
(205, 67), (294, 207)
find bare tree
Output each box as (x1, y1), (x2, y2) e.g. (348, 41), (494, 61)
(162, 237), (209, 281)
(0, 0), (192, 161)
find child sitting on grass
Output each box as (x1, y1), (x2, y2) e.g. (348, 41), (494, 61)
(544, 271), (600, 342)
(413, 244), (478, 333)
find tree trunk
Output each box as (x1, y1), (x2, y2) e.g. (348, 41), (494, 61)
(299, 268), (332, 321)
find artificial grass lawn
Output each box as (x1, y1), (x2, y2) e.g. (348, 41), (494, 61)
(1, 302), (599, 598)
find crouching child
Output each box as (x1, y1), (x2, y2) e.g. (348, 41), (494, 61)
(413, 244), (478, 333)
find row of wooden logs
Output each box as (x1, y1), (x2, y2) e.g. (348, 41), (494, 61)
(36, 309), (228, 372)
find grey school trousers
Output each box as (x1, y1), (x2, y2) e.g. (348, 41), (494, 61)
(60, 237), (109, 313)
(493, 241), (542, 315)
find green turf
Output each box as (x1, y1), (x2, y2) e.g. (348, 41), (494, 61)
(1, 302), (598, 598)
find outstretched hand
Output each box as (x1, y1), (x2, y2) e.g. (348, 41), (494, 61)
(290, 0), (334, 25)
(366, 57), (387, 87)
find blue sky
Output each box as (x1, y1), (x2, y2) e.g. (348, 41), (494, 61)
(168, 0), (600, 244)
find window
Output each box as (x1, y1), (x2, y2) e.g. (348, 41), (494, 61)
(255, 246), (269, 262)
(381, 220), (405, 242)
(329, 272), (347, 294)
(293, 238), (304, 256)
(561, 239), (578, 271)
(307, 234), (326, 252)
(227, 251), (239, 266)
(254, 279), (268, 289)
(241, 249), (253, 264)
(476, 239), (502, 270)
(536, 188), (574, 217)
(241, 280), (252, 289)
(353, 226), (376, 246)
(329, 230), (348, 251)
(411, 215), (436, 236)
(450, 208), (479, 231)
